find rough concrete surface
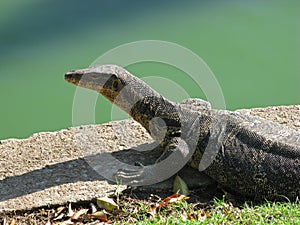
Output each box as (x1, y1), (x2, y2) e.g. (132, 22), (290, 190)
(0, 105), (299, 212)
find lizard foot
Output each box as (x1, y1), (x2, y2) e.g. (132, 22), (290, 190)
(114, 163), (146, 185)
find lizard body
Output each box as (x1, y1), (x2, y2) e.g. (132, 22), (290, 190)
(65, 65), (300, 200)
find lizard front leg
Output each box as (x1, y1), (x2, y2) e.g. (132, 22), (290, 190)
(115, 137), (192, 186)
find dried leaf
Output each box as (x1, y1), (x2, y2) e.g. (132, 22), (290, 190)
(205, 212), (212, 218)
(66, 203), (74, 217)
(173, 175), (189, 195)
(92, 211), (108, 221)
(90, 202), (97, 214)
(55, 206), (66, 216)
(163, 193), (189, 204)
(96, 197), (118, 211)
(53, 213), (65, 221)
(71, 208), (89, 220)
(148, 193), (189, 215)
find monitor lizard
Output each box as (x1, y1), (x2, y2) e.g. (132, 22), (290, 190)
(65, 64), (300, 201)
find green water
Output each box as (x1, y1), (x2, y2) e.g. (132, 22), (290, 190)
(0, 0), (299, 140)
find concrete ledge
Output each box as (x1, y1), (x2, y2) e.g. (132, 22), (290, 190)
(0, 105), (299, 212)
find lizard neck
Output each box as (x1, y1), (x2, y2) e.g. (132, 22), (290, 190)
(104, 76), (179, 133)
(129, 96), (177, 129)
(98, 74), (183, 141)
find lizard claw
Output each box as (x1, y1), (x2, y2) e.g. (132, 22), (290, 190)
(114, 137), (194, 186)
(114, 164), (145, 185)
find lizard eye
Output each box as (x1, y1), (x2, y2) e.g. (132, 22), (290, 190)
(112, 80), (120, 91)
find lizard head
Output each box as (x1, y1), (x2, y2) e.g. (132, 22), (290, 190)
(65, 64), (160, 114)
(65, 64), (136, 102)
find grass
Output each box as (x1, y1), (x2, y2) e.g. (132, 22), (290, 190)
(118, 197), (299, 225)
(204, 199), (299, 225)
(1, 192), (299, 224)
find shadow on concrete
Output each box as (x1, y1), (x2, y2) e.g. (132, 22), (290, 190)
(0, 142), (162, 202)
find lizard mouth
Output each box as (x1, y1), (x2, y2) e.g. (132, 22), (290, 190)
(65, 67), (117, 92)
(65, 70), (83, 85)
